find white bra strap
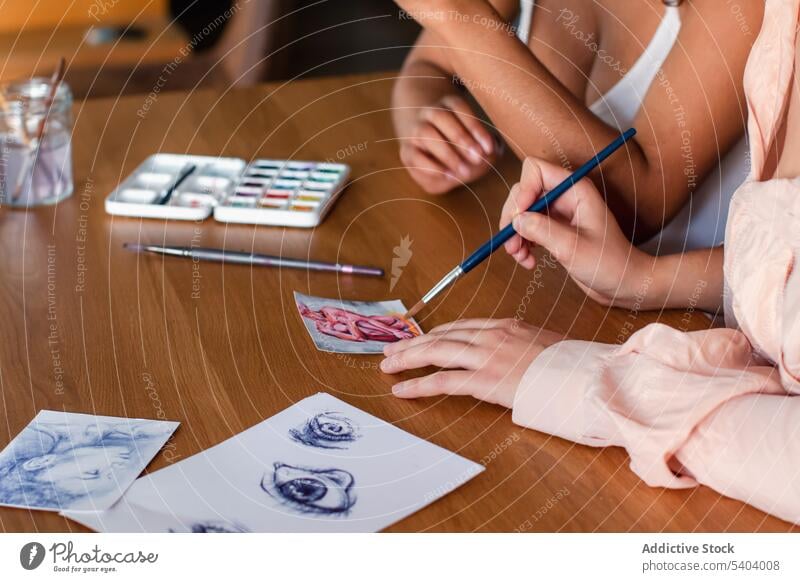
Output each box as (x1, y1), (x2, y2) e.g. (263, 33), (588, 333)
(516, 0), (535, 46)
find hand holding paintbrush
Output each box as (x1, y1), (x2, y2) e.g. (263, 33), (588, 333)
(404, 128), (636, 319)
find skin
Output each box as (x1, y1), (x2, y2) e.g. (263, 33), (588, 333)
(382, 319), (564, 407)
(392, 0), (763, 240)
(384, 41), (800, 401)
(382, 154), (722, 398)
(501, 158), (724, 312)
(383, 156), (725, 399)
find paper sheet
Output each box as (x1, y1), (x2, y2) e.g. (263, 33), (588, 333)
(0, 410), (178, 512)
(294, 292), (422, 354)
(64, 393), (483, 532)
(64, 500), (249, 533)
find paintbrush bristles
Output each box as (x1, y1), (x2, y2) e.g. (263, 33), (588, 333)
(404, 299), (425, 320)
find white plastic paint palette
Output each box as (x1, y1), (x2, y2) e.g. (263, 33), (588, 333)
(105, 154), (245, 221)
(105, 154), (350, 228)
(214, 160), (350, 227)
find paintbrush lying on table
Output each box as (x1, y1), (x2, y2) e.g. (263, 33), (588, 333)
(123, 243), (385, 277)
(404, 128), (636, 320)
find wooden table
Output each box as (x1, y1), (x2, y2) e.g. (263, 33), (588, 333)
(0, 73), (794, 533)
(0, 18), (191, 99)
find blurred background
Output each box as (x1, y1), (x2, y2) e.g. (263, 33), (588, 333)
(3, 0), (421, 99)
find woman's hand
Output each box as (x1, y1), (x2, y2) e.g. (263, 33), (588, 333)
(501, 157), (658, 309)
(399, 95), (497, 194)
(381, 319), (563, 408)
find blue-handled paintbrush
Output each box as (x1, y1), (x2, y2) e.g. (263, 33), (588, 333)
(404, 128), (636, 319)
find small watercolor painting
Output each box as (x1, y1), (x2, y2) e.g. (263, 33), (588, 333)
(0, 410), (178, 512)
(294, 292), (422, 354)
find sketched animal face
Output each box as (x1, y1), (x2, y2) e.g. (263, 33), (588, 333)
(289, 412), (360, 449)
(261, 463), (356, 514)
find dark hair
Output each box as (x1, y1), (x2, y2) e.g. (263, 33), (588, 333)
(662, 0), (684, 5)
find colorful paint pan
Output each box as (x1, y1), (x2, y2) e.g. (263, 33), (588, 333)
(286, 161), (314, 170)
(309, 171), (339, 182)
(235, 186), (263, 196)
(218, 158), (350, 227)
(272, 179), (302, 189)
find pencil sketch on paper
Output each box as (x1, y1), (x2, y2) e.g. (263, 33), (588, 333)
(261, 463), (356, 515)
(59, 394), (486, 533)
(0, 411), (178, 511)
(294, 292), (422, 354)
(170, 521), (250, 533)
(289, 412), (360, 450)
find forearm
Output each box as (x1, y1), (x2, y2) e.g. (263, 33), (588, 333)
(646, 246), (724, 312)
(392, 41), (463, 139)
(422, 2), (653, 234)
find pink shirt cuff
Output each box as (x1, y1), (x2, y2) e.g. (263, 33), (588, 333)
(512, 340), (623, 447)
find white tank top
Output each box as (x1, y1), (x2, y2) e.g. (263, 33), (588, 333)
(516, 1), (749, 255)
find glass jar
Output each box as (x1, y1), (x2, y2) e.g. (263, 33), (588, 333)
(0, 78), (74, 207)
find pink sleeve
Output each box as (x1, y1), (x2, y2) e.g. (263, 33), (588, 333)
(512, 323), (799, 523)
(724, 178), (800, 392)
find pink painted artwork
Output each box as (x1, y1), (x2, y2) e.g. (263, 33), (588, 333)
(294, 292), (421, 354)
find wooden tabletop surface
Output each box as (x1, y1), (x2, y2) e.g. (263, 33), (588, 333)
(0, 18), (189, 84)
(0, 72), (794, 533)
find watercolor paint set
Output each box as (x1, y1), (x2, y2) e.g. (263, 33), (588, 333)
(105, 154), (350, 227)
(216, 158), (350, 227)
